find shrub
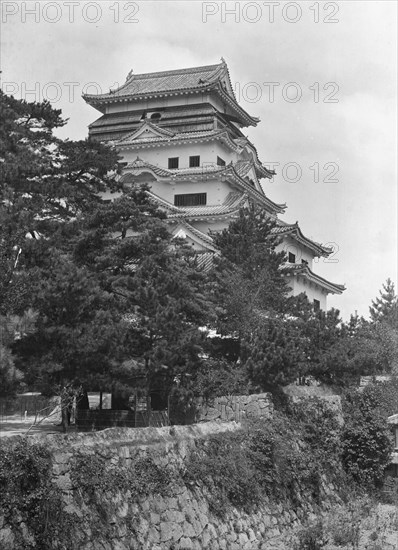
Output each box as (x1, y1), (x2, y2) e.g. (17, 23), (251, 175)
(342, 385), (393, 488)
(184, 404), (345, 518)
(129, 456), (175, 497)
(293, 518), (328, 550)
(70, 452), (174, 500)
(326, 499), (370, 549)
(183, 431), (260, 516)
(0, 439), (72, 548)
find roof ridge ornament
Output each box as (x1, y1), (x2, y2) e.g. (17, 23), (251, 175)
(126, 69), (134, 82)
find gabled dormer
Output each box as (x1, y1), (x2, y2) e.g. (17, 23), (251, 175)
(118, 120), (175, 144)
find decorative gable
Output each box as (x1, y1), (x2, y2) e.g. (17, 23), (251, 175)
(118, 120), (175, 144)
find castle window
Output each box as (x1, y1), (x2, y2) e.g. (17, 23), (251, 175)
(288, 252), (296, 263)
(150, 112), (161, 121)
(313, 299), (320, 311)
(217, 156), (226, 166)
(168, 157), (179, 169)
(174, 193), (207, 207)
(189, 155), (200, 168)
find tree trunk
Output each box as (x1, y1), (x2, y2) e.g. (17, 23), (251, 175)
(61, 404), (69, 433)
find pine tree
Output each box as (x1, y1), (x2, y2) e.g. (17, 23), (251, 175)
(210, 205), (290, 337)
(242, 317), (304, 390)
(206, 205), (304, 391)
(0, 91), (120, 315)
(369, 278), (397, 323)
(1, 91), (216, 406)
(1, 92), (125, 402)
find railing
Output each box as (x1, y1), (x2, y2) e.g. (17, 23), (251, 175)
(0, 395), (54, 423)
(76, 409), (169, 431)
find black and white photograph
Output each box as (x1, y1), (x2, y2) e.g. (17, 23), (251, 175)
(0, 1), (397, 548)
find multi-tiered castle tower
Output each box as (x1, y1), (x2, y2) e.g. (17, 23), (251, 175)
(84, 60), (344, 310)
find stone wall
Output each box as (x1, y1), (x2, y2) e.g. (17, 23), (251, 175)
(0, 420), (342, 550)
(196, 393), (273, 423)
(283, 384), (344, 425)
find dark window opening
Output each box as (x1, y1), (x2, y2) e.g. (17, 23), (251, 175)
(313, 299), (321, 311)
(189, 155), (200, 168)
(217, 156), (226, 166)
(174, 193), (207, 207)
(150, 112), (161, 121)
(168, 157), (179, 169)
(149, 391), (168, 411)
(288, 252), (296, 263)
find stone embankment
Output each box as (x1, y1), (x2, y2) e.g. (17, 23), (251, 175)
(0, 391), (346, 549)
(1, 421), (341, 549)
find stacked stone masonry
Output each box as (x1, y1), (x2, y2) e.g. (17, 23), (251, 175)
(196, 392), (274, 423)
(1, 416), (342, 549)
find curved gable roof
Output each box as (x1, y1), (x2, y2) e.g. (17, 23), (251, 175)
(83, 60), (259, 127)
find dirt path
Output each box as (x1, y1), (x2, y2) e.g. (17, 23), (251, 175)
(0, 414), (65, 438)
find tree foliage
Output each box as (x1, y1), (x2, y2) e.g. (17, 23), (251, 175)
(342, 383), (394, 487)
(1, 92), (213, 401)
(2, 90), (397, 409)
(369, 278), (397, 323)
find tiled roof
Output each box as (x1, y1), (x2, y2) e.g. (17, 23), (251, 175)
(86, 63), (227, 100)
(90, 104), (218, 129)
(88, 105), (244, 144)
(83, 60), (259, 127)
(226, 166), (286, 214)
(272, 222), (332, 256)
(171, 165), (226, 176)
(234, 160), (253, 177)
(147, 191), (247, 219)
(89, 111), (143, 129)
(122, 158), (172, 178)
(121, 157), (226, 180)
(117, 127), (236, 149)
(233, 137), (275, 178)
(283, 264), (345, 294)
(171, 192), (247, 218)
(120, 157), (283, 214)
(174, 220), (216, 248)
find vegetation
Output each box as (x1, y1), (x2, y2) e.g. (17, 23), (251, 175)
(292, 495), (398, 550)
(341, 381), (397, 488)
(1, 94), (397, 506)
(0, 394), (395, 547)
(0, 402), (344, 540)
(184, 398), (345, 517)
(70, 452), (174, 500)
(0, 439), (73, 548)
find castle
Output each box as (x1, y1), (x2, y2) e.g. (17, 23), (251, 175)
(84, 60), (344, 310)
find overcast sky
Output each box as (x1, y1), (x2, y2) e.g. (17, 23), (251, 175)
(1, 0), (397, 320)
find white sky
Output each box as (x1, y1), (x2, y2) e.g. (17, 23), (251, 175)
(1, 0), (397, 320)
